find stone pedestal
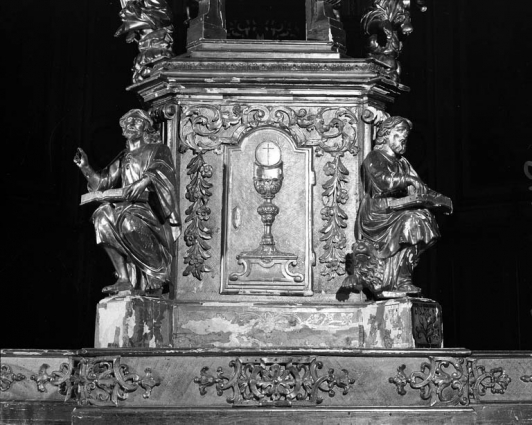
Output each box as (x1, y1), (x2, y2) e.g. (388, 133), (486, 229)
(95, 296), (441, 350)
(95, 296), (173, 348)
(173, 297), (442, 349)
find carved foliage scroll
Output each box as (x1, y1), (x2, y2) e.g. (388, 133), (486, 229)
(194, 357), (355, 406)
(389, 357), (512, 406)
(180, 105), (359, 155)
(179, 104), (359, 281)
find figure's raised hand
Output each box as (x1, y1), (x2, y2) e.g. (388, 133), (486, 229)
(124, 175), (150, 201)
(74, 148), (89, 168)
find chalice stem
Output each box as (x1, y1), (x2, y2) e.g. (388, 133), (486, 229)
(258, 198), (278, 248)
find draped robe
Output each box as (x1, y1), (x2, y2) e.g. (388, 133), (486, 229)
(89, 142), (180, 289)
(355, 149), (440, 290)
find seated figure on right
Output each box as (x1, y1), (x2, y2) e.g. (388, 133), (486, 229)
(342, 116), (452, 299)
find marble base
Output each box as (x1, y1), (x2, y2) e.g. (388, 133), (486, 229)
(95, 296), (173, 348)
(173, 297), (442, 349)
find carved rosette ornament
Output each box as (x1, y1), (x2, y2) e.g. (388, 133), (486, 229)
(1, 364), (26, 391)
(179, 104), (359, 281)
(28, 358), (159, 406)
(389, 357), (511, 406)
(194, 357), (355, 406)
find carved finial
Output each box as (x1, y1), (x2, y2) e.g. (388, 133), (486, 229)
(361, 0), (427, 82)
(115, 0), (175, 83)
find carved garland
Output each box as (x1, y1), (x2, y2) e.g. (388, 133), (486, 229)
(179, 104), (359, 281)
(319, 156), (349, 280)
(28, 357), (159, 406)
(183, 153), (214, 280)
(194, 357), (355, 406)
(389, 357), (511, 406)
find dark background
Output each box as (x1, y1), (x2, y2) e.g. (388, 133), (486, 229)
(2, 0), (531, 350)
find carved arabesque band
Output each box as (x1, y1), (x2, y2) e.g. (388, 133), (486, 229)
(28, 357), (160, 406)
(179, 104), (360, 281)
(194, 356), (355, 406)
(389, 357), (512, 406)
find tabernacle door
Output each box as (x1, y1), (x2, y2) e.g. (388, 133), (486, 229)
(220, 127), (314, 295)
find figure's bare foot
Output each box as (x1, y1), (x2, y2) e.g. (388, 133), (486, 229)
(102, 278), (133, 294)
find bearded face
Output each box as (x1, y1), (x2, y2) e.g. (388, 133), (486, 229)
(122, 115), (146, 140)
(387, 123), (409, 155)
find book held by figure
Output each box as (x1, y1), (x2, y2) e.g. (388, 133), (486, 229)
(80, 188), (149, 206)
(385, 190), (453, 214)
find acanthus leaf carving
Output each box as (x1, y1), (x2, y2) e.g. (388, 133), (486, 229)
(180, 105), (242, 152)
(296, 107), (359, 156)
(179, 104), (358, 155)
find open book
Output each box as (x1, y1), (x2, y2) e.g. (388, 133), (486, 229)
(385, 190), (453, 214)
(80, 188), (149, 206)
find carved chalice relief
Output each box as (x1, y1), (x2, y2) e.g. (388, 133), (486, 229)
(229, 141), (304, 284)
(254, 141), (283, 252)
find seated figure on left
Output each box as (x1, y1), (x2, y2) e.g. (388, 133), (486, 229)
(74, 108), (181, 296)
